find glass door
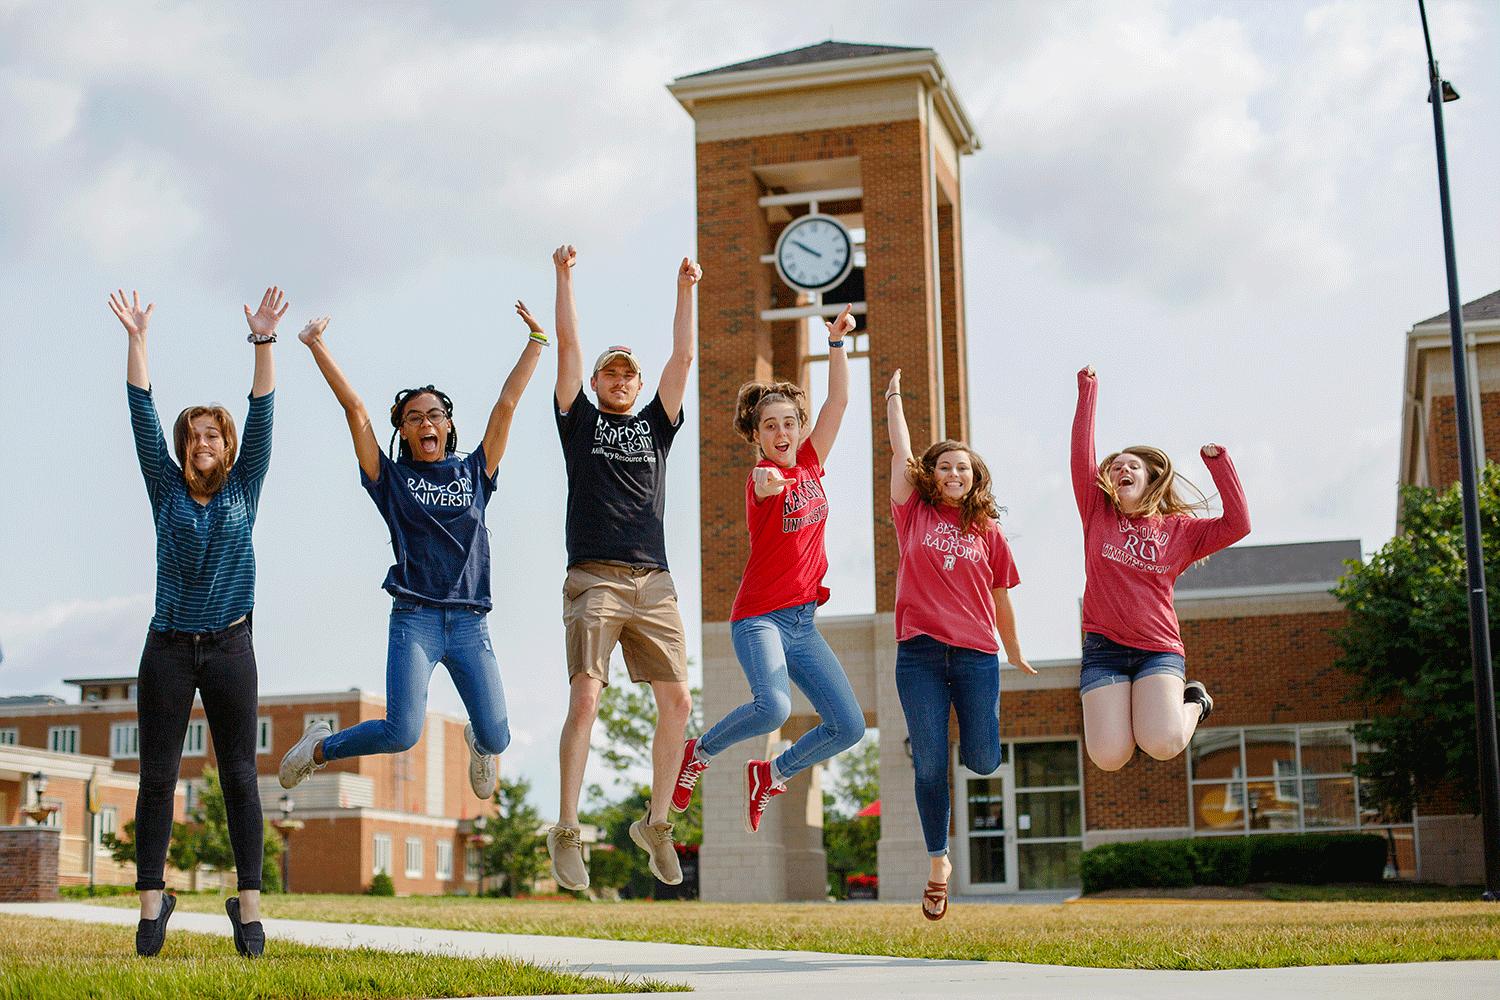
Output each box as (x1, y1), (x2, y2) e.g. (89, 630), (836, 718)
(954, 747), (1017, 893)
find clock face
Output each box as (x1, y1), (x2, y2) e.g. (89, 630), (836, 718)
(774, 214), (854, 293)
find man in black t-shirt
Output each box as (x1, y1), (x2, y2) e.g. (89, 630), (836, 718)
(547, 244), (700, 892)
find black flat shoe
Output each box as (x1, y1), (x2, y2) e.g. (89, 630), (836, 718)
(135, 892), (176, 957)
(225, 896), (265, 958)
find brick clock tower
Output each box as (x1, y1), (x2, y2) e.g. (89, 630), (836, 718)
(669, 42), (979, 902)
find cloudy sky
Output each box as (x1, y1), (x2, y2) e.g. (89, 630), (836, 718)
(2, 1), (1496, 813)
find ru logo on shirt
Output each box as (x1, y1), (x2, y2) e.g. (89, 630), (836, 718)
(943, 554), (956, 571)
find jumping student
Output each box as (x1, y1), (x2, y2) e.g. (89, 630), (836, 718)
(884, 368), (1034, 920)
(1072, 365), (1250, 772)
(670, 306), (865, 836)
(545, 245), (700, 892)
(112, 286), (289, 958)
(279, 304), (547, 810)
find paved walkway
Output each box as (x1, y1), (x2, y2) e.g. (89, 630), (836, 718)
(4, 901), (1496, 999)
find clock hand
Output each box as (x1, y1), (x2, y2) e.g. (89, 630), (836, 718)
(790, 240), (823, 259)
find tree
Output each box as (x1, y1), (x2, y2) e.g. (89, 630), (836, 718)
(1333, 468), (1500, 819)
(482, 775), (547, 896)
(822, 737), (879, 898)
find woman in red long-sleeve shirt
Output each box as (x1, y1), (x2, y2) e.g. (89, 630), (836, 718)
(1072, 366), (1250, 770)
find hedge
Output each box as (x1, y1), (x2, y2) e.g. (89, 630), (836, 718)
(1081, 832), (1386, 892)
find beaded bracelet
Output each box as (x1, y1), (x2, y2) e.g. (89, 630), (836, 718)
(247, 333), (277, 345)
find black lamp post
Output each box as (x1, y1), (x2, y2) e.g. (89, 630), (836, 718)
(1418, 0), (1500, 902)
(273, 793), (302, 894)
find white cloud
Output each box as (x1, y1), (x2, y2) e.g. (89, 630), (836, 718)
(0, 594), (151, 696)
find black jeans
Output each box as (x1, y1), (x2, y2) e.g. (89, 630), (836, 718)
(133, 618), (263, 891)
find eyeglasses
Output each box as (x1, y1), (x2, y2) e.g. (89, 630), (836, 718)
(402, 409), (450, 428)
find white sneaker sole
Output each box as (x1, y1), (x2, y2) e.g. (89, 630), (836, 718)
(629, 821), (683, 886)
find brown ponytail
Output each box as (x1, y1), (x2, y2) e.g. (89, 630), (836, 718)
(733, 380), (810, 444)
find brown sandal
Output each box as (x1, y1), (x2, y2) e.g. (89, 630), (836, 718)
(922, 880), (949, 921)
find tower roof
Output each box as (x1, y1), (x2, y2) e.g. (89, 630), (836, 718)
(1176, 540), (1361, 593)
(1416, 288), (1500, 327)
(679, 41), (927, 79)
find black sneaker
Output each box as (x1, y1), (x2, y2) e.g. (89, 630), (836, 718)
(1184, 680), (1214, 722)
(225, 896), (265, 958)
(135, 892), (176, 957)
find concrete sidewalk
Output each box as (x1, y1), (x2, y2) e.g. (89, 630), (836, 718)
(4, 900), (1496, 999)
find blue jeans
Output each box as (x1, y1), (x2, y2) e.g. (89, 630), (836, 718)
(1078, 632), (1186, 695)
(322, 600), (511, 761)
(698, 602), (865, 781)
(896, 634), (1002, 857)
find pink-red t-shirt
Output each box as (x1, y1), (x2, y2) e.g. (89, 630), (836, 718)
(1072, 369), (1251, 655)
(892, 492), (1020, 654)
(731, 439), (831, 621)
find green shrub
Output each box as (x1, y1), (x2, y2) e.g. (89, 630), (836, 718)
(60, 884), (136, 899)
(367, 872), (396, 896)
(1081, 833), (1387, 892)
(1248, 833), (1386, 884)
(1191, 837), (1252, 885)
(1080, 840), (1193, 893)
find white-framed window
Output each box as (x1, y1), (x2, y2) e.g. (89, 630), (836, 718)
(304, 713), (339, 734)
(48, 726), (80, 754)
(0, 728), (18, 746)
(96, 806), (118, 854)
(257, 717), (273, 755)
(405, 837), (424, 878)
(182, 721), (207, 757)
(373, 834), (393, 876)
(127, 683), (138, 701)
(435, 841), (453, 880)
(110, 722), (140, 759)
(183, 780), (199, 813)
(465, 844), (482, 879)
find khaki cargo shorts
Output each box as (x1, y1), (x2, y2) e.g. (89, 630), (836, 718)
(563, 561), (689, 685)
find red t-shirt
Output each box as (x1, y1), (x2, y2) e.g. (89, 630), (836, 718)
(1072, 370), (1252, 654)
(731, 440), (831, 621)
(892, 492), (1020, 654)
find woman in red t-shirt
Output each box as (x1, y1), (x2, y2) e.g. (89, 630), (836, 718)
(670, 307), (865, 835)
(1072, 365), (1250, 772)
(886, 369), (1035, 920)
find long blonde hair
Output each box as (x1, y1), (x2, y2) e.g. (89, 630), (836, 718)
(1097, 445), (1208, 518)
(734, 380), (809, 454)
(173, 405), (238, 497)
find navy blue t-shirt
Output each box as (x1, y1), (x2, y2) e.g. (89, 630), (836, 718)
(361, 446), (497, 610)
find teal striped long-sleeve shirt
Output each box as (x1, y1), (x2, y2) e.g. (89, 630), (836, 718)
(128, 383), (274, 632)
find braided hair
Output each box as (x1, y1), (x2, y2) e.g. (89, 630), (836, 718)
(388, 384), (458, 460)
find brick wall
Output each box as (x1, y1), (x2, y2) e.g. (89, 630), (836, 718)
(0, 827), (60, 901)
(1424, 390), (1500, 489)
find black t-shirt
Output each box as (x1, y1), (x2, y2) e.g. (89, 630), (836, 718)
(556, 387), (681, 569)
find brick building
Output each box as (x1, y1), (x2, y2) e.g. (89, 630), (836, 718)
(0, 682), (496, 895)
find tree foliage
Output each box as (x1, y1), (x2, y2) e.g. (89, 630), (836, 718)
(822, 737), (879, 898)
(481, 775), (547, 896)
(1333, 470), (1500, 818)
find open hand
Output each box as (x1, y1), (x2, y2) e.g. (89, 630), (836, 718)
(553, 244), (577, 270)
(297, 316), (330, 345)
(1011, 656), (1038, 676)
(1201, 443), (1222, 459)
(678, 258), (702, 287)
(244, 286), (289, 339)
(515, 300), (543, 334)
(108, 289), (153, 337)
(753, 466), (793, 495)
(825, 303), (855, 342)
(887, 369), (902, 398)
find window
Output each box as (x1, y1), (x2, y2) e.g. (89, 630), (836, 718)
(1013, 740), (1084, 891)
(111, 722), (140, 759)
(48, 726), (80, 754)
(182, 721), (207, 757)
(304, 713), (339, 734)
(436, 841), (453, 880)
(257, 717), (273, 755)
(405, 837), (424, 877)
(373, 834), (393, 876)
(96, 806), (118, 854)
(183, 781), (198, 812)
(465, 845), (482, 879)
(0, 728), (17, 746)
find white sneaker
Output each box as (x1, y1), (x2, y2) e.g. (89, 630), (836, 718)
(279, 720), (330, 789)
(464, 723), (498, 799)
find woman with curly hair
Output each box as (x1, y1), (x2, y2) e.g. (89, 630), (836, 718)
(670, 306), (864, 836)
(884, 368), (1034, 920)
(1072, 365), (1250, 773)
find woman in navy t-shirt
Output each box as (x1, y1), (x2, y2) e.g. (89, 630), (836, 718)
(279, 303), (548, 802)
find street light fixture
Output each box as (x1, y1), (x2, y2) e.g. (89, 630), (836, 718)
(271, 792), (303, 894)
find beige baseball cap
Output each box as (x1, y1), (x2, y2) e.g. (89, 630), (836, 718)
(593, 345), (642, 375)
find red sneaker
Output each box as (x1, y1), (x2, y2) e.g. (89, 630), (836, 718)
(671, 738), (710, 813)
(744, 759), (786, 834)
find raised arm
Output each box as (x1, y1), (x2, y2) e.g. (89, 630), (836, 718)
(482, 301), (548, 477)
(244, 286), (287, 399)
(806, 305), (855, 463)
(1185, 444), (1252, 560)
(1072, 366), (1101, 519)
(993, 588), (1036, 674)
(109, 289), (153, 390)
(885, 368), (915, 505)
(298, 318), (381, 482)
(657, 257), (701, 423)
(110, 290), (171, 493)
(553, 244), (584, 411)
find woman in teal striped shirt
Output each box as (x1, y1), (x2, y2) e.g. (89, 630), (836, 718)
(111, 287), (301, 960)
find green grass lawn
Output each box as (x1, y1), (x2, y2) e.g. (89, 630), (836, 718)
(92, 891), (1500, 970)
(0, 913), (682, 1000)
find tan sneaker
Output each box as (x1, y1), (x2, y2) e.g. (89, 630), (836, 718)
(546, 824), (589, 891)
(629, 802), (683, 886)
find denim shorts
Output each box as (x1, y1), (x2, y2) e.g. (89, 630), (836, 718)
(1078, 632), (1186, 695)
